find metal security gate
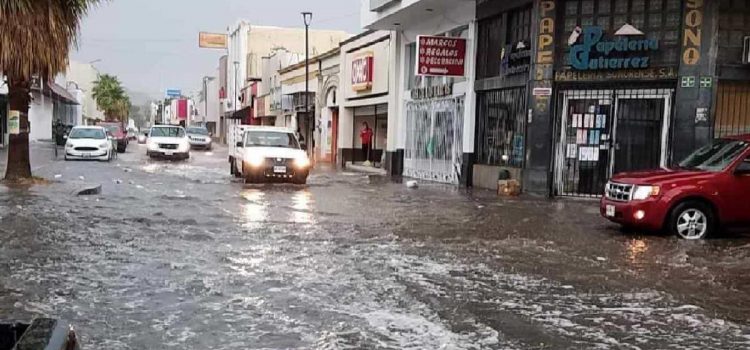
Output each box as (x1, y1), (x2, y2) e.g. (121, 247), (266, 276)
(404, 97), (464, 184)
(554, 88), (672, 197)
(715, 81), (750, 137)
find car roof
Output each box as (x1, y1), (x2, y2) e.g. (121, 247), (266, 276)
(244, 126), (294, 133)
(152, 125), (184, 128)
(72, 126), (105, 130)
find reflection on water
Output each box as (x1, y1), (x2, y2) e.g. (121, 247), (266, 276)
(292, 190), (315, 224)
(626, 238), (649, 266)
(241, 189), (267, 224)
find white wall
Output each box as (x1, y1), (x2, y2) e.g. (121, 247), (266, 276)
(393, 1), (477, 154)
(29, 92), (53, 141)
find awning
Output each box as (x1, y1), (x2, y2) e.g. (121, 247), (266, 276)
(229, 106), (251, 120)
(44, 81), (79, 105)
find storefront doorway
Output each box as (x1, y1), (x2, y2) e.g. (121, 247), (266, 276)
(554, 88), (673, 197)
(404, 97), (465, 184)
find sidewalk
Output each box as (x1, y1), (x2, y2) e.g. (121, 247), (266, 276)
(0, 141), (60, 176)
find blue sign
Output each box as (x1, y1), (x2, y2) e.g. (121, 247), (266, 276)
(166, 89), (181, 98)
(570, 26), (659, 71)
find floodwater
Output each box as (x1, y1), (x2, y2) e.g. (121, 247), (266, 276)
(1, 144), (749, 349)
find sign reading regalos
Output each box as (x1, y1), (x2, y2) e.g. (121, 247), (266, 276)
(570, 26), (659, 71)
(199, 32), (228, 49)
(351, 54), (374, 91)
(416, 35), (466, 77)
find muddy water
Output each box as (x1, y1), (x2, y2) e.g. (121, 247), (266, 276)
(0, 146), (749, 349)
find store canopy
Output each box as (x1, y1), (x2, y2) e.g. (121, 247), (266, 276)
(44, 81), (79, 105)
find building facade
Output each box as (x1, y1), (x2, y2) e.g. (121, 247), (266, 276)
(317, 49), (342, 163)
(363, 0), (478, 184)
(338, 31), (398, 171)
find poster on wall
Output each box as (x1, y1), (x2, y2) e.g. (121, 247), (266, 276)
(8, 111), (20, 135)
(416, 35), (467, 77)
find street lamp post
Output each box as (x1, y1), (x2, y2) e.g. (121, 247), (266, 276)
(302, 12), (313, 158)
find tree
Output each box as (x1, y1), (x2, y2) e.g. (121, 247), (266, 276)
(92, 74), (129, 122)
(0, 0), (102, 180)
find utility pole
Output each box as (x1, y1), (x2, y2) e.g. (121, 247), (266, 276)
(233, 61), (240, 118)
(302, 12), (313, 158)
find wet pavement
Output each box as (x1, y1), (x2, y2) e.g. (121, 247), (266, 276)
(1, 143), (750, 349)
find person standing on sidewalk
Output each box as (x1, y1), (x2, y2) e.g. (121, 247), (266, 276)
(360, 122), (374, 163)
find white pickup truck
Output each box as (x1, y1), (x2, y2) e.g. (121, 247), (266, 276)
(228, 125), (311, 184)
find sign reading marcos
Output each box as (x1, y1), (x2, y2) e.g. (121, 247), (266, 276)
(416, 35), (466, 77)
(352, 54), (374, 91)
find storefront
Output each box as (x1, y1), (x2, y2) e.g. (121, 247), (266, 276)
(548, 1), (683, 197)
(399, 10), (477, 185)
(339, 31), (395, 169)
(473, 1), (533, 189)
(501, 0), (721, 198)
(317, 49), (341, 164)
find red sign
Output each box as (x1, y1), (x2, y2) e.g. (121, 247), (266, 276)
(416, 35), (467, 77)
(351, 54), (374, 91)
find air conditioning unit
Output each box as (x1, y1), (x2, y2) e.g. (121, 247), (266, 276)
(743, 36), (750, 64)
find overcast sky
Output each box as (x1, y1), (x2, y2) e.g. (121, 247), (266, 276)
(71, 0), (361, 101)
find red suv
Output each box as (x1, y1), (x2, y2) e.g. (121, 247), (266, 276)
(100, 122), (128, 153)
(601, 135), (750, 240)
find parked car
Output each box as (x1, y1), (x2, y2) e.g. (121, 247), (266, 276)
(99, 122), (129, 153)
(601, 136), (750, 240)
(63, 126), (114, 161)
(146, 125), (190, 160)
(127, 127), (139, 140)
(230, 126), (310, 184)
(137, 130), (148, 144)
(186, 126), (212, 150)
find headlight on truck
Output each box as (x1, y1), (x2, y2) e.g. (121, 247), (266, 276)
(632, 185), (660, 200)
(294, 156), (310, 169)
(247, 154), (265, 167)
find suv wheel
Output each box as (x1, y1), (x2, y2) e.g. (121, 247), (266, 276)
(670, 201), (715, 240)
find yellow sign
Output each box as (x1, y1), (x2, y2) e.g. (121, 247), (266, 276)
(682, 0), (703, 65)
(199, 32), (228, 49)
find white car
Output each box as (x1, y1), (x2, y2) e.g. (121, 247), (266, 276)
(64, 126), (114, 161)
(230, 126), (311, 184)
(146, 125), (190, 160)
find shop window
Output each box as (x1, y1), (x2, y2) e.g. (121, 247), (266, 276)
(718, 0), (750, 66)
(476, 88), (527, 168)
(476, 5), (532, 80)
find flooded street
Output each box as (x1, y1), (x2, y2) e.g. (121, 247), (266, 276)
(1, 144), (750, 349)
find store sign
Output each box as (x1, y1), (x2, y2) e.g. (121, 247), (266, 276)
(555, 66), (677, 82)
(411, 83), (453, 100)
(502, 42), (531, 76)
(351, 54), (374, 91)
(198, 32), (228, 49)
(682, 0), (703, 65)
(8, 111), (20, 135)
(416, 35), (466, 77)
(570, 26), (659, 70)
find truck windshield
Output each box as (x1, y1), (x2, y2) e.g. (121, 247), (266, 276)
(151, 127), (185, 138)
(678, 139), (747, 172)
(245, 131), (299, 149)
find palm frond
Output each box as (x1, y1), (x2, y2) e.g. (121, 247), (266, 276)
(0, 0), (103, 81)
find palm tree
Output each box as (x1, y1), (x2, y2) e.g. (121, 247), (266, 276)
(92, 74), (129, 122)
(0, 0), (101, 180)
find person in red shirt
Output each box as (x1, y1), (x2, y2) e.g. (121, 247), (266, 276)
(360, 122), (374, 162)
